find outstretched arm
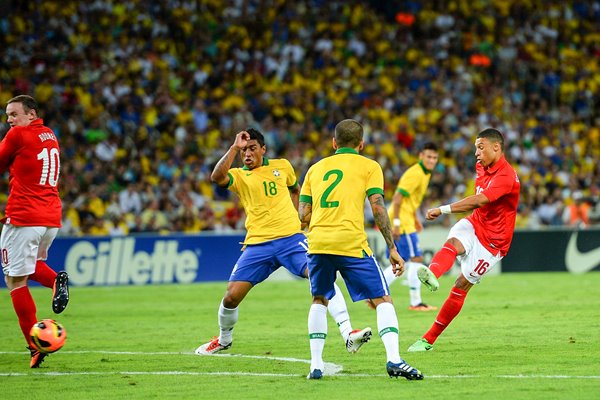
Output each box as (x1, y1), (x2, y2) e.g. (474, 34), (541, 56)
(369, 192), (405, 276)
(426, 193), (489, 220)
(211, 131), (249, 186)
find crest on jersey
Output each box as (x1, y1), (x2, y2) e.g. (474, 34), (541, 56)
(273, 169), (280, 177)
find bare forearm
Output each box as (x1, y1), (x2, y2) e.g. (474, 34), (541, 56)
(447, 193), (489, 213)
(290, 186), (300, 210)
(370, 194), (395, 250)
(211, 146), (238, 185)
(298, 202), (312, 230)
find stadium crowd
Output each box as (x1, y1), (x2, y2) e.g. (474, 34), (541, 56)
(0, 0), (599, 236)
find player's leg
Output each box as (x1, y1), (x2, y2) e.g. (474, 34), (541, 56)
(409, 234), (502, 352)
(409, 276), (472, 352)
(280, 233), (367, 350)
(196, 242), (274, 355)
(403, 234), (436, 310)
(341, 254), (422, 380)
(306, 253), (338, 379)
(29, 260), (56, 288)
(369, 297), (423, 380)
(418, 220), (471, 291)
(2, 225), (47, 367)
(34, 227), (68, 313)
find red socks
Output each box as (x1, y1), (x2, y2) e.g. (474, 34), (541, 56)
(423, 286), (467, 345)
(10, 286), (37, 346)
(429, 243), (458, 278)
(29, 261), (57, 288)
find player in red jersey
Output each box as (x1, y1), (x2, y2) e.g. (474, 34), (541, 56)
(0, 95), (70, 368)
(407, 128), (520, 352)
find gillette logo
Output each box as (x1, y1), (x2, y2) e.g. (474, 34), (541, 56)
(65, 238), (199, 285)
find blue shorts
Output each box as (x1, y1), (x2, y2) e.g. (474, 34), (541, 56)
(387, 232), (422, 260)
(229, 233), (307, 285)
(307, 253), (389, 302)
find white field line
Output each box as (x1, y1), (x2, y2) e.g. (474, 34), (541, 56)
(1, 351), (599, 379)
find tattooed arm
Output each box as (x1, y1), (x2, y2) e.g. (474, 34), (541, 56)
(369, 192), (405, 276)
(298, 201), (312, 230)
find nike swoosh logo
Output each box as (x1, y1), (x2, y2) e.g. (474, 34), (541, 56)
(565, 232), (600, 274)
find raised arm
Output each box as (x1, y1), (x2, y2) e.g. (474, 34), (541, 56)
(211, 131), (249, 186)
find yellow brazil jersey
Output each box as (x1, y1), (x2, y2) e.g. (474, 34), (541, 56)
(300, 148), (384, 258)
(387, 161), (432, 234)
(228, 157), (302, 244)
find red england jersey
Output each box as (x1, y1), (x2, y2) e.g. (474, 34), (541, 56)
(467, 156), (520, 256)
(0, 119), (62, 227)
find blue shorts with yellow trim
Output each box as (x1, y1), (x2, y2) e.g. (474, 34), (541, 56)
(229, 233), (307, 285)
(307, 253), (389, 302)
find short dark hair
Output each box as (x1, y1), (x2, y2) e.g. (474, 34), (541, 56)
(246, 128), (265, 147)
(7, 95), (39, 114)
(477, 128), (504, 151)
(334, 119), (363, 148)
(421, 142), (438, 152)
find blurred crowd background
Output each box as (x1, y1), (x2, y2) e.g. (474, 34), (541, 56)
(1, 0), (599, 236)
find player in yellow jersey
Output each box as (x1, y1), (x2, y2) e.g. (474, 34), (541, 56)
(195, 128), (370, 355)
(299, 119), (423, 380)
(383, 142), (439, 311)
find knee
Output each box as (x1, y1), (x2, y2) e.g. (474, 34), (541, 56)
(370, 295), (393, 308)
(222, 293), (240, 309)
(312, 296), (328, 306)
(5, 275), (28, 291)
(454, 275), (473, 292)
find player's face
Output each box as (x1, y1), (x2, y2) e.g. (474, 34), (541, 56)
(5, 102), (36, 127)
(475, 137), (500, 168)
(420, 149), (438, 171)
(240, 139), (266, 169)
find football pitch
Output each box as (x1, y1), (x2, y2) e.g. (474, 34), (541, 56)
(1, 272), (599, 399)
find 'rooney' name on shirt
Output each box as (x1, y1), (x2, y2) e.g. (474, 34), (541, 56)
(38, 132), (57, 142)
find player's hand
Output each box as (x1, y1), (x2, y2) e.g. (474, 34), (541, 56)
(389, 248), (405, 277)
(425, 207), (442, 220)
(232, 131), (250, 150)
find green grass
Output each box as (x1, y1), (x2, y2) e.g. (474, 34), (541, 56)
(1, 272), (599, 399)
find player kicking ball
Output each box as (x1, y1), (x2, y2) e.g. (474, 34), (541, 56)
(407, 129), (520, 352)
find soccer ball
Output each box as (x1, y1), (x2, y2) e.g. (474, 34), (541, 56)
(30, 319), (67, 353)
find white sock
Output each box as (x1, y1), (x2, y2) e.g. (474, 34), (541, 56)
(376, 302), (401, 364)
(407, 262), (424, 306)
(218, 300), (238, 345)
(383, 265), (396, 287)
(328, 282), (352, 341)
(308, 303), (328, 371)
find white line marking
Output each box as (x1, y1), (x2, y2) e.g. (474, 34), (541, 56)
(1, 351), (598, 379)
(0, 371), (598, 379)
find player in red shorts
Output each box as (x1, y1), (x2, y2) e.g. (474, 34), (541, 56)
(1, 95), (70, 367)
(407, 128), (520, 352)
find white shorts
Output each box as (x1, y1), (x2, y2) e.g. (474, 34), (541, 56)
(448, 219), (502, 285)
(1, 224), (58, 277)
